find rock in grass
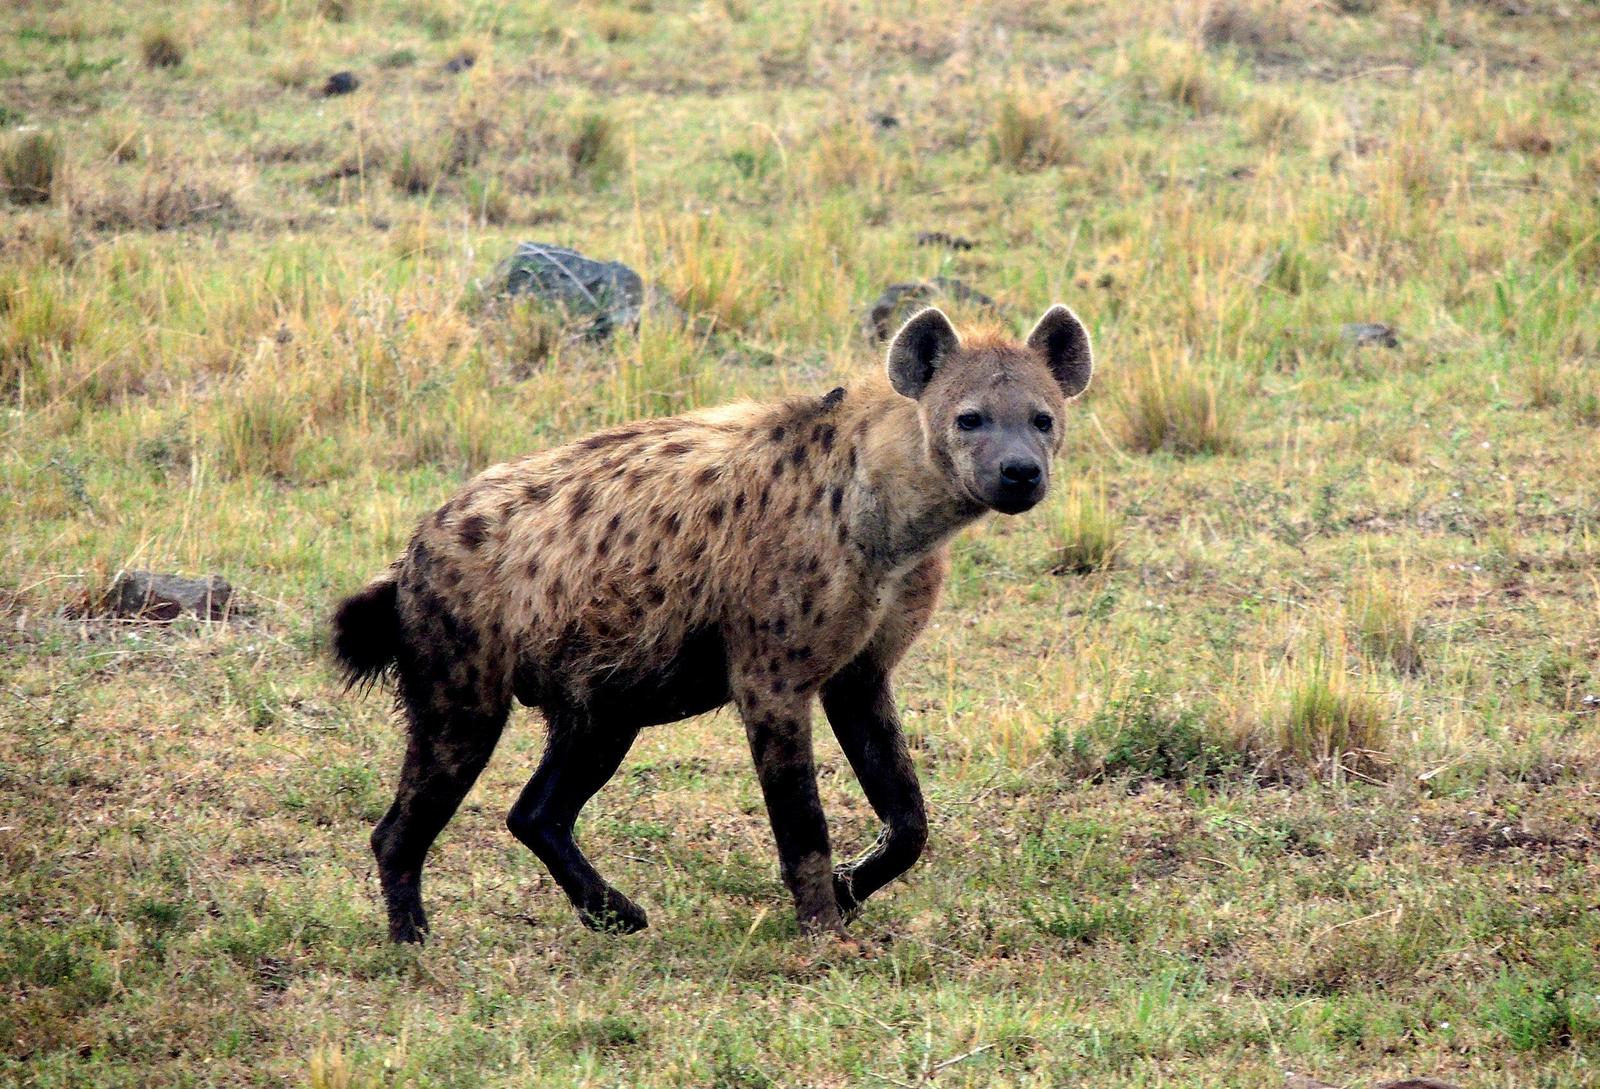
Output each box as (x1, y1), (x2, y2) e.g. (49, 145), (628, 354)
(1341, 322), (1400, 348)
(499, 242), (681, 340)
(321, 71), (359, 97)
(866, 277), (998, 342)
(108, 571), (234, 622)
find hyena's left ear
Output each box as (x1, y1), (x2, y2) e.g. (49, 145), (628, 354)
(1026, 305), (1094, 399)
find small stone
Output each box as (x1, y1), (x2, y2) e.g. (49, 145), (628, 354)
(1341, 322), (1400, 349)
(106, 571), (235, 622)
(321, 71), (359, 97)
(443, 52), (476, 74)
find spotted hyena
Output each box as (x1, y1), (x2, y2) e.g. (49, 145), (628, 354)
(332, 305), (1094, 942)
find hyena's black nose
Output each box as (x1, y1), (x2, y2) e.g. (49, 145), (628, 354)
(1000, 460), (1041, 488)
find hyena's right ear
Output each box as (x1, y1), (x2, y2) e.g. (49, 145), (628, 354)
(886, 307), (960, 400)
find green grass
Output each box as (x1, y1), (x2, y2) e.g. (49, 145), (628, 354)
(3, 0), (1600, 1086)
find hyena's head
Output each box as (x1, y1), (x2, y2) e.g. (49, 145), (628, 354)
(887, 304), (1094, 515)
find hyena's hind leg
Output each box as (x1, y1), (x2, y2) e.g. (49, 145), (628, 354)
(371, 671), (509, 944)
(505, 711), (647, 933)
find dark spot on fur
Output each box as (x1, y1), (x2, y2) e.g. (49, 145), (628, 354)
(607, 513), (622, 535)
(568, 485), (594, 523)
(642, 562), (659, 579)
(596, 537), (610, 558)
(810, 483), (825, 509)
(695, 464), (722, 486)
(758, 486), (771, 511)
(837, 523), (849, 543)
(708, 502), (725, 526)
(771, 456), (785, 479)
(771, 678), (787, 695)
(830, 487), (844, 515)
(522, 482), (550, 504)
(664, 513), (680, 535)
(770, 425), (786, 442)
(525, 558), (540, 579)
(799, 593), (813, 616)
(789, 445), (807, 468)
(773, 617), (787, 636)
(624, 530), (638, 547)
(658, 441), (692, 456)
(767, 658), (780, 673)
(459, 514), (489, 551)
(848, 447), (858, 470)
(785, 498), (799, 518)
(816, 424), (836, 452)
(646, 585), (666, 605)
(580, 427), (641, 451)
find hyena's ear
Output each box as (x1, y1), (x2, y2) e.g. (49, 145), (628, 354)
(1027, 305), (1094, 399)
(886, 307), (960, 400)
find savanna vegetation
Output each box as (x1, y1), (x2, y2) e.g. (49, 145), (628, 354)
(2, 0), (1598, 1086)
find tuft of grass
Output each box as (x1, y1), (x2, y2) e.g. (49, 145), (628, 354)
(2, 130), (61, 206)
(1115, 353), (1238, 456)
(1189, 0), (1305, 55)
(656, 214), (766, 332)
(989, 93), (1067, 170)
(1047, 479), (1121, 575)
(567, 111), (623, 185)
(140, 24), (187, 69)
(1244, 91), (1309, 147)
(1350, 568), (1424, 675)
(1269, 641), (1389, 779)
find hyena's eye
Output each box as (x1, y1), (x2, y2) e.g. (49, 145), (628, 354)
(1033, 413), (1054, 433)
(956, 411), (984, 431)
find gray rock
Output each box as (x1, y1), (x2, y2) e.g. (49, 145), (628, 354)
(321, 71), (359, 97)
(108, 571), (234, 622)
(499, 242), (681, 339)
(865, 277), (998, 342)
(1341, 322), (1400, 348)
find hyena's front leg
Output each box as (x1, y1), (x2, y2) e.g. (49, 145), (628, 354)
(732, 677), (844, 935)
(820, 656), (928, 915)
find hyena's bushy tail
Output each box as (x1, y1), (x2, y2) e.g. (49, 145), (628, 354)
(331, 572), (401, 691)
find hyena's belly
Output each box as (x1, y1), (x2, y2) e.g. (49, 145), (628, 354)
(515, 626), (731, 728)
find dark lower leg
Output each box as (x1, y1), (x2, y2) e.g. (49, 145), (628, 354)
(505, 719), (645, 933)
(742, 708), (842, 934)
(822, 664), (928, 915)
(372, 714), (504, 942)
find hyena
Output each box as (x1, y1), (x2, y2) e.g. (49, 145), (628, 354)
(332, 304), (1094, 942)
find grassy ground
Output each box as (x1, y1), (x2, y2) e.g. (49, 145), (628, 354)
(3, 0), (1599, 1085)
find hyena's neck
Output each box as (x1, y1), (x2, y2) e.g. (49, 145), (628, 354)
(844, 389), (987, 574)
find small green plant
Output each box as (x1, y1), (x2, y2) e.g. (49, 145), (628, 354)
(2, 131), (62, 206)
(1117, 353), (1238, 456)
(1048, 479), (1121, 575)
(1049, 679), (1239, 783)
(1022, 898), (1141, 946)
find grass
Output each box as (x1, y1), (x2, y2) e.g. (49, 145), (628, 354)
(3, 1), (1600, 1086)
(1, 130), (60, 205)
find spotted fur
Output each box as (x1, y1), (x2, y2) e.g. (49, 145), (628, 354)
(333, 305), (1094, 942)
